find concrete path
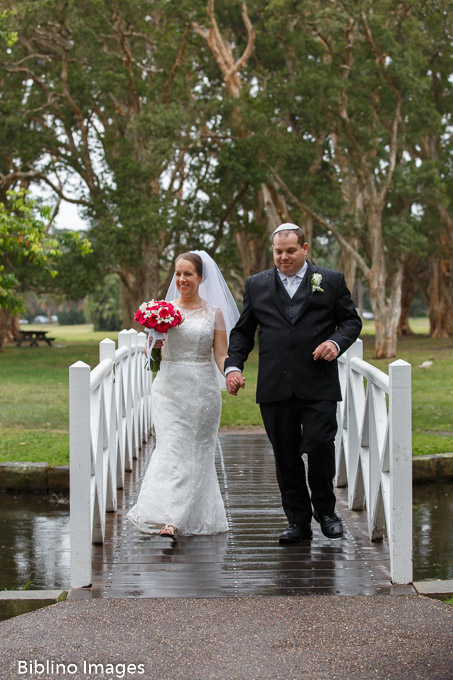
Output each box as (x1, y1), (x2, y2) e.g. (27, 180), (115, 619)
(0, 595), (452, 679)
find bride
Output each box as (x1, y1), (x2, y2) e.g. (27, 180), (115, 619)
(127, 251), (240, 539)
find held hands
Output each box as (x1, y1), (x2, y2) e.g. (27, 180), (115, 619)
(226, 371), (246, 396)
(313, 340), (338, 362)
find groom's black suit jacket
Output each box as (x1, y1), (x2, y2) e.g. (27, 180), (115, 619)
(225, 261), (362, 404)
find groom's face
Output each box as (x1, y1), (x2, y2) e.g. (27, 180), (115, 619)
(273, 232), (308, 276)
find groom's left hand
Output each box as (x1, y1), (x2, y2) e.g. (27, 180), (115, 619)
(313, 340), (338, 362)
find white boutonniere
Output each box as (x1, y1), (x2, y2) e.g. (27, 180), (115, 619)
(311, 273), (324, 294)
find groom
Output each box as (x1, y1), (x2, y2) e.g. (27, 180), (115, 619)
(225, 224), (362, 543)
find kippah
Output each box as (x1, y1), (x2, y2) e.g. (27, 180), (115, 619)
(272, 223), (300, 235)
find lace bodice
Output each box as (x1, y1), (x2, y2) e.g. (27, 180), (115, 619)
(162, 302), (217, 363)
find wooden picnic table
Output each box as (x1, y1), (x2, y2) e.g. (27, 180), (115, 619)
(14, 329), (55, 347)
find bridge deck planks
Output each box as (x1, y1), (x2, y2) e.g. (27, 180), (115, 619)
(69, 433), (414, 599)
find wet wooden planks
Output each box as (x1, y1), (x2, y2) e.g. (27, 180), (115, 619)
(69, 433), (414, 599)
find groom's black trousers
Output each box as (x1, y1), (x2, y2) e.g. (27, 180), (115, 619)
(260, 397), (338, 524)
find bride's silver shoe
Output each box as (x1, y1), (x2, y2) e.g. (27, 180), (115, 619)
(159, 524), (177, 539)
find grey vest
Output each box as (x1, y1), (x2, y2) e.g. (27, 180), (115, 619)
(275, 269), (308, 323)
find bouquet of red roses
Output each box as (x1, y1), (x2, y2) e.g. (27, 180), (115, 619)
(134, 300), (184, 372)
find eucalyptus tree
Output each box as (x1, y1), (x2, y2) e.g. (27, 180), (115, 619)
(189, 0), (277, 279)
(407, 3), (453, 338)
(252, 0), (450, 357)
(0, 0), (224, 324)
(185, 0), (453, 352)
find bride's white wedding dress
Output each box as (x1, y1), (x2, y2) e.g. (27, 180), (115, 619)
(127, 302), (229, 535)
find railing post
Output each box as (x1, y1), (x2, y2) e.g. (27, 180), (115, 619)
(69, 361), (92, 589)
(388, 359), (412, 584)
(100, 339), (117, 512)
(100, 338), (115, 363)
(137, 331), (146, 442)
(129, 328), (140, 458)
(335, 339), (363, 488)
(138, 331), (153, 433)
(118, 329), (133, 470)
(346, 337), (363, 362)
(343, 340), (365, 511)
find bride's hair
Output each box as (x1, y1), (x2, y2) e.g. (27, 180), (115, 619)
(175, 252), (203, 278)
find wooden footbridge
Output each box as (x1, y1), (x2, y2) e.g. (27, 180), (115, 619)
(69, 333), (414, 598)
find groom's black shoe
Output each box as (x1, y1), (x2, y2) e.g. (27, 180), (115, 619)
(313, 511), (343, 538)
(279, 523), (313, 544)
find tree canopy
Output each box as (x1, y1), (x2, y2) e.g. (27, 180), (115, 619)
(0, 189), (90, 348)
(0, 0), (451, 356)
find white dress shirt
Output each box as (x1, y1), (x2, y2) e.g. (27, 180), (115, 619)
(278, 262), (308, 298)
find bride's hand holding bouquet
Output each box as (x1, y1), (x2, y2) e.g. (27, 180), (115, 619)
(134, 299), (184, 372)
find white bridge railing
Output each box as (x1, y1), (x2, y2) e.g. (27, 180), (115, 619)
(69, 329), (152, 589)
(335, 339), (412, 584)
(69, 333), (412, 589)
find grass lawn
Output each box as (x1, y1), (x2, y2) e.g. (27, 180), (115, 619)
(0, 321), (452, 466)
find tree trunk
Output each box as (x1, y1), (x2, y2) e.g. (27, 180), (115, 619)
(0, 309), (11, 352)
(397, 261), (421, 336)
(195, 3), (282, 278)
(370, 262), (404, 359)
(398, 296), (414, 337)
(119, 249), (161, 328)
(260, 181), (290, 234)
(338, 241), (358, 295)
(367, 209), (403, 358)
(420, 142), (453, 336)
(233, 231), (267, 281)
(427, 251), (453, 338)
(355, 277), (364, 317)
(7, 314), (20, 342)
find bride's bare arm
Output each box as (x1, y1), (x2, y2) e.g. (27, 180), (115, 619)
(213, 327), (228, 374)
(213, 308), (245, 392)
